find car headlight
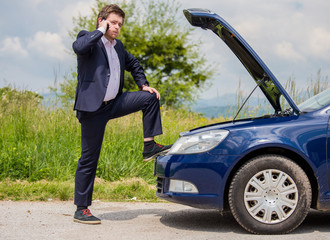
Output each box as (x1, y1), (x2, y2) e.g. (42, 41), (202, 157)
(168, 129), (229, 154)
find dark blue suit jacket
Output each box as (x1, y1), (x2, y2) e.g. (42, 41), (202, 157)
(72, 29), (148, 112)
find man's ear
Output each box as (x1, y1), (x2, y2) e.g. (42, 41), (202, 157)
(97, 17), (103, 27)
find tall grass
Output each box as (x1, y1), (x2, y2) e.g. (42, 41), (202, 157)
(233, 70), (329, 119)
(0, 88), (80, 181)
(0, 87), (219, 182)
(285, 69), (329, 104)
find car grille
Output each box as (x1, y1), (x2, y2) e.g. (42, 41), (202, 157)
(156, 177), (164, 194)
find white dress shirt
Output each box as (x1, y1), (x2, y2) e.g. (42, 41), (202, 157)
(100, 32), (121, 102)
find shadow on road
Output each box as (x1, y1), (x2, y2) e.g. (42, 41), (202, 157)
(296, 209), (330, 234)
(160, 209), (245, 234)
(99, 208), (169, 221)
(99, 206), (330, 235)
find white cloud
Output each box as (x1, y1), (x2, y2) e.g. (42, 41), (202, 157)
(308, 27), (330, 59)
(27, 32), (67, 60)
(275, 41), (305, 61)
(0, 37), (28, 57)
(57, 0), (94, 37)
(26, 0), (45, 6)
(235, 18), (263, 39)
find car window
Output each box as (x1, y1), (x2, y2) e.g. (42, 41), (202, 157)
(298, 88), (330, 112)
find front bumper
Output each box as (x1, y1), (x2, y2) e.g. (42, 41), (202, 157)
(154, 153), (239, 210)
(155, 176), (220, 209)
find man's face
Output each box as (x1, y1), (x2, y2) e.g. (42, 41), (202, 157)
(104, 13), (123, 41)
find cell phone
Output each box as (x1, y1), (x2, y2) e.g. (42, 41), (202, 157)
(102, 18), (109, 31)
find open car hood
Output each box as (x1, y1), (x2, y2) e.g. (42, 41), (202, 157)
(184, 9), (300, 114)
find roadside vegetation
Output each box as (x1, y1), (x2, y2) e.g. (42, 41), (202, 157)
(0, 87), (222, 201)
(0, 88), (219, 182)
(0, 73), (327, 201)
(0, 178), (160, 202)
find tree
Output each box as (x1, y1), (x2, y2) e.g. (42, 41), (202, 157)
(63, 0), (214, 108)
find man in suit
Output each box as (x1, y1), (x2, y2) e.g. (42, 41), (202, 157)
(72, 4), (171, 224)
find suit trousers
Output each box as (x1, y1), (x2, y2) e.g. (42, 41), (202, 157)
(74, 91), (162, 207)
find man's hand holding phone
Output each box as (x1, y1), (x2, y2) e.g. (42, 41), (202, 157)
(100, 18), (110, 32)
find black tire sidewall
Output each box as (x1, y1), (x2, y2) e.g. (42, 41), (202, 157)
(229, 155), (311, 234)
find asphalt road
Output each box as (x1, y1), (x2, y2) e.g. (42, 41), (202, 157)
(1, 201), (330, 240)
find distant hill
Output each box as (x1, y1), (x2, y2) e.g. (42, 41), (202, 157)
(191, 105), (236, 118)
(41, 92), (268, 118)
(41, 92), (64, 108)
(189, 93), (266, 118)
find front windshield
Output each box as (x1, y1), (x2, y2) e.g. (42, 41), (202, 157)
(298, 88), (330, 112)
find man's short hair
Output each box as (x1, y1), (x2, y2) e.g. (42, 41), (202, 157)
(96, 4), (125, 29)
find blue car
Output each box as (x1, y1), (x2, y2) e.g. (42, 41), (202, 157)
(155, 9), (330, 234)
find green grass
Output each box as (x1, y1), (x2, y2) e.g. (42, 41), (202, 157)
(0, 87), (221, 183)
(0, 87), (222, 201)
(0, 178), (161, 202)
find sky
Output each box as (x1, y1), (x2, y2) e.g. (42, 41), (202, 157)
(0, 0), (329, 99)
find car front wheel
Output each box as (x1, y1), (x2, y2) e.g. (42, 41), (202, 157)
(228, 154), (312, 234)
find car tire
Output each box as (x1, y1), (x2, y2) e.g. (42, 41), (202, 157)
(228, 154), (312, 234)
